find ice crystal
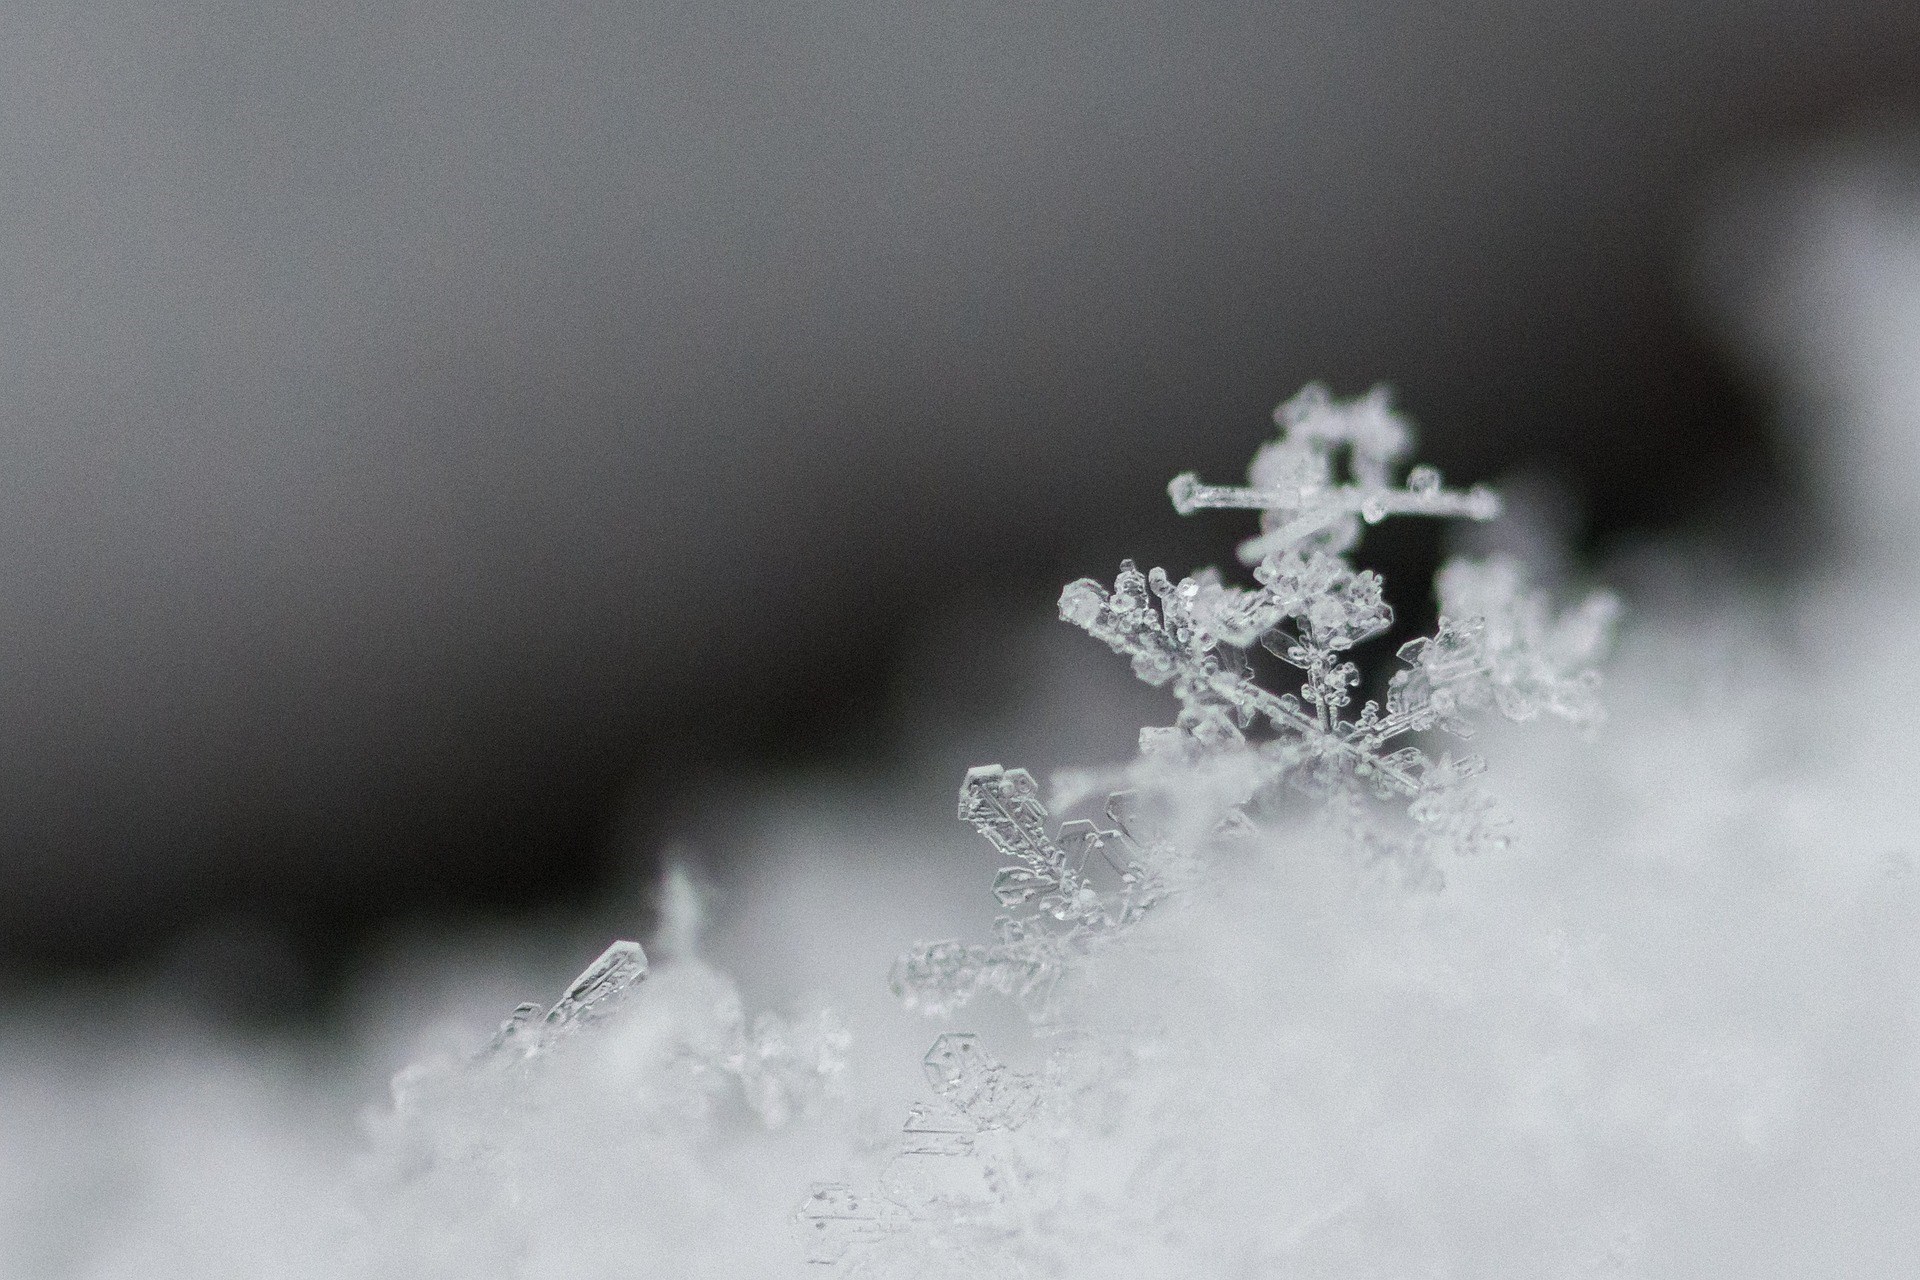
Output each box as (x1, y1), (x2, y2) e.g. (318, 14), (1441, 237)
(797, 1032), (1044, 1271)
(807, 385), (1617, 1274)
(1060, 383), (1616, 876)
(455, 938), (849, 1125)
(887, 765), (1166, 1020)
(486, 939), (650, 1058)
(363, 932), (849, 1272)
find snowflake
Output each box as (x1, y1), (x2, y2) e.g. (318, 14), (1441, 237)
(800, 384), (1618, 1273)
(1059, 382), (1616, 873)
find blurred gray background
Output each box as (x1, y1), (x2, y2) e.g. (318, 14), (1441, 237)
(2, 0), (1917, 998)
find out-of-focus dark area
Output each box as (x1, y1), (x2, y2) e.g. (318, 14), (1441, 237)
(2, 0), (1917, 989)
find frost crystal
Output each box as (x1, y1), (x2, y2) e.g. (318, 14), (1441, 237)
(487, 939), (649, 1058)
(797, 1032), (1042, 1270)
(889, 765), (1164, 1019)
(1061, 383), (1616, 876)
(803, 385), (1618, 1274)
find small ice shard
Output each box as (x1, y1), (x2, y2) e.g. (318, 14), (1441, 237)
(544, 939), (648, 1034)
(478, 940), (651, 1062)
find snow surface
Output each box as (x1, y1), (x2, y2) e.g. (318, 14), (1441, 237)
(5, 158), (1920, 1277)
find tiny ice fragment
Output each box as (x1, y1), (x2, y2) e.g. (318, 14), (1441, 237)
(544, 939), (648, 1033)
(922, 1033), (1037, 1129)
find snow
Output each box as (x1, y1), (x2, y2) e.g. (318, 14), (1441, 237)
(5, 157), (1920, 1278)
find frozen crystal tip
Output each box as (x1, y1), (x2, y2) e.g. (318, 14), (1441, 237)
(1167, 471), (1202, 515)
(1059, 579), (1106, 627)
(545, 939), (648, 1030)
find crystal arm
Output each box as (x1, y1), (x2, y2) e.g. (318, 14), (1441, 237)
(1167, 473), (1302, 516)
(1061, 575), (1426, 795)
(959, 766), (1078, 886)
(1233, 484), (1500, 564)
(1204, 669), (1423, 795)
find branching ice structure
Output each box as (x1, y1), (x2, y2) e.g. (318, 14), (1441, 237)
(804, 384), (1618, 1273)
(1061, 383), (1616, 876)
(887, 765), (1167, 1021)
